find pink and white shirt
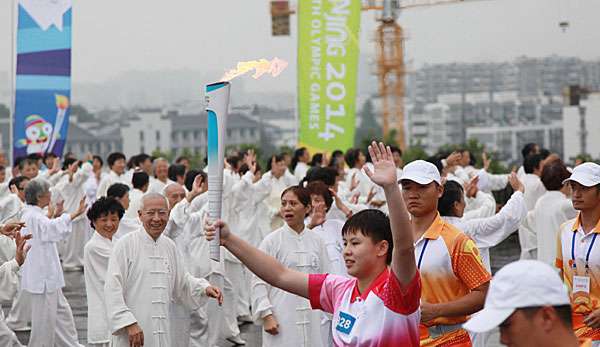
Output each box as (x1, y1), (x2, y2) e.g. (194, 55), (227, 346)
(309, 268), (421, 347)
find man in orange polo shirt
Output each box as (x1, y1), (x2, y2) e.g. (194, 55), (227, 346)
(556, 162), (600, 345)
(400, 160), (491, 346)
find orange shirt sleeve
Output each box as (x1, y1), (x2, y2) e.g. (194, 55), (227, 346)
(450, 234), (491, 290)
(555, 229), (564, 270)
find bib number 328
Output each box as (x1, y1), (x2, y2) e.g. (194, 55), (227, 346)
(336, 312), (356, 335)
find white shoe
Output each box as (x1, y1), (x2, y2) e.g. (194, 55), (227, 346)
(226, 335), (246, 345)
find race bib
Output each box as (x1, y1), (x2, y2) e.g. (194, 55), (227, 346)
(336, 311), (357, 335)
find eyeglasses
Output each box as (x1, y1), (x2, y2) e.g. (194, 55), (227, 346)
(142, 209), (168, 217)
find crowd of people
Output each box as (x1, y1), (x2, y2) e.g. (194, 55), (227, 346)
(0, 140), (598, 347)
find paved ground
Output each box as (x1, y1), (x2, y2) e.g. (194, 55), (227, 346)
(2, 232), (520, 346)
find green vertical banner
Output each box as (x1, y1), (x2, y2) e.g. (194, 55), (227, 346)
(298, 0), (361, 153)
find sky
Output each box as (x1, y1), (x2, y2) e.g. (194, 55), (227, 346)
(0, 0), (599, 94)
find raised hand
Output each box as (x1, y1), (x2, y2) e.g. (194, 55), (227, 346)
(508, 172), (524, 193)
(446, 151), (462, 167)
(364, 141), (397, 188)
(465, 176), (479, 198)
(308, 203), (327, 229)
(188, 174), (207, 202)
(482, 152), (491, 171)
(67, 160), (80, 182)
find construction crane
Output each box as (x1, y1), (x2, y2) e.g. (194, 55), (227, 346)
(270, 0), (484, 149)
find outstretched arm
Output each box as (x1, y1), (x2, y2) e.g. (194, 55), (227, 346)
(205, 220), (309, 299)
(365, 142), (416, 286)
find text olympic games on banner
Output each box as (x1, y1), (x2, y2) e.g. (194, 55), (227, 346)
(298, 0), (361, 153)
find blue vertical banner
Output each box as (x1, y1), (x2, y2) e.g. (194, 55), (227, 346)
(13, 0), (72, 159)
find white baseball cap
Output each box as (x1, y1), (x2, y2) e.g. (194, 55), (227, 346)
(400, 160), (441, 185)
(463, 260), (570, 333)
(563, 162), (600, 187)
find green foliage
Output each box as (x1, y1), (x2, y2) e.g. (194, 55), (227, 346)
(402, 143), (429, 163)
(151, 149), (175, 163)
(438, 138), (509, 174)
(355, 99), (383, 148)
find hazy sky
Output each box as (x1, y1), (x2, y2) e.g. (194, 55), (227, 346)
(1, 0), (599, 93)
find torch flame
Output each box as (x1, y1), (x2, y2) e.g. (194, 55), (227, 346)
(55, 94), (69, 110)
(221, 57), (288, 82)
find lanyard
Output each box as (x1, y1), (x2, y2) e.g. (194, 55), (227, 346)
(571, 231), (598, 269)
(417, 239), (429, 270)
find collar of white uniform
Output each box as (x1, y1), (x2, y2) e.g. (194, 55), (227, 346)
(139, 227), (162, 243)
(283, 223), (308, 237)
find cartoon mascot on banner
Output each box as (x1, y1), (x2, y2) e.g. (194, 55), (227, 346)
(17, 114), (54, 155)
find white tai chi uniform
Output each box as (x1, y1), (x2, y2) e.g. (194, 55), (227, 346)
(54, 162), (93, 269)
(533, 190), (577, 266)
(104, 228), (211, 347)
(252, 224), (330, 347)
(186, 198), (242, 346)
(309, 218), (347, 346)
(20, 205), (83, 347)
(96, 170), (131, 199)
(0, 258), (24, 347)
(83, 232), (113, 347)
(294, 162), (310, 182)
(147, 177), (174, 194)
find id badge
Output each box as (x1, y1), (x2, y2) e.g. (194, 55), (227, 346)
(573, 275), (591, 294)
(336, 311), (357, 335)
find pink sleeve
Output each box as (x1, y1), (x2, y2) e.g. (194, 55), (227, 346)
(379, 270), (421, 315)
(308, 274), (354, 314)
(308, 274), (330, 312)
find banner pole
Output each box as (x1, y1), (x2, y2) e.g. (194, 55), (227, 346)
(9, 0), (16, 166)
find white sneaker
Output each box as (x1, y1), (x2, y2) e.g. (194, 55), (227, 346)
(226, 335), (246, 345)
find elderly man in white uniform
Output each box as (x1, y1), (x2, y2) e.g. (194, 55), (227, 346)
(104, 193), (223, 347)
(20, 178), (87, 346)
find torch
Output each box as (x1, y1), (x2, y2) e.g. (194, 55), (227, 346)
(205, 81), (231, 262)
(49, 94), (69, 153)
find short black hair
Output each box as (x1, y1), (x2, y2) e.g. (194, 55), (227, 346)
(168, 164), (186, 182)
(281, 185), (311, 207)
(291, 147), (307, 171)
(61, 157), (79, 171)
(519, 305), (573, 329)
(86, 196), (125, 229)
(438, 180), (464, 217)
(390, 146), (402, 156)
(13, 156), (25, 168)
(342, 209), (393, 264)
(106, 183), (130, 199)
(226, 155), (241, 171)
(27, 153), (42, 161)
(8, 176), (29, 190)
(521, 143), (538, 159)
(132, 171), (149, 190)
(541, 160), (570, 191)
(92, 155), (103, 166)
(305, 167), (338, 187)
(310, 153), (324, 167)
(184, 169), (207, 192)
(344, 148), (363, 168)
(107, 152), (126, 168)
(539, 148), (551, 160)
(266, 154), (286, 172)
(523, 154), (544, 174)
(135, 153), (151, 166)
(306, 181), (333, 211)
(19, 158), (38, 170)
